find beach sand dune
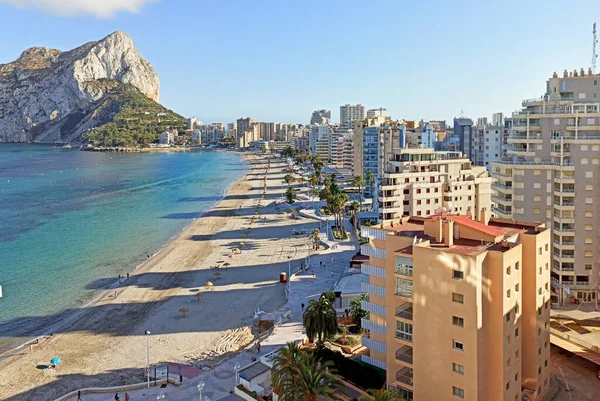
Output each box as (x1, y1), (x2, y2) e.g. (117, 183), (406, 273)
(0, 155), (316, 401)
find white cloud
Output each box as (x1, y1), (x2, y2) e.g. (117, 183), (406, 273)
(0, 0), (158, 18)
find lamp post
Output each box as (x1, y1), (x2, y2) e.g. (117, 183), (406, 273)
(197, 380), (205, 401)
(234, 362), (240, 386)
(287, 255), (292, 283)
(145, 330), (151, 388)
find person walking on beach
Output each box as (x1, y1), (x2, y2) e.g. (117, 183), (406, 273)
(256, 341), (261, 354)
(301, 302), (305, 311)
(124, 393), (130, 401)
(114, 393), (120, 401)
(126, 273), (129, 279)
(77, 390), (82, 401)
(312, 271), (315, 278)
(114, 290), (118, 299)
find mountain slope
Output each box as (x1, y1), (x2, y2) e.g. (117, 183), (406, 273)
(0, 31), (170, 144)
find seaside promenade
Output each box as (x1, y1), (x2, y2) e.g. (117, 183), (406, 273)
(60, 200), (359, 401)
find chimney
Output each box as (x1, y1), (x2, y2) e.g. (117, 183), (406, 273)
(480, 208), (490, 225)
(443, 218), (454, 247)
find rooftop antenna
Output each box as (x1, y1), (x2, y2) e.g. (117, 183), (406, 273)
(592, 22), (598, 74)
(460, 107), (464, 117)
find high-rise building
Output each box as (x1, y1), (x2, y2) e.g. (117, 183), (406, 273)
(359, 214), (552, 401)
(491, 69), (600, 301)
(187, 117), (197, 130)
(259, 122), (276, 141)
(378, 148), (492, 222)
(236, 117), (254, 140)
(309, 125), (332, 160)
(310, 109), (331, 125)
(340, 104), (365, 129)
(471, 124), (509, 171)
(361, 124), (406, 197)
(367, 107), (390, 120)
(477, 117), (488, 127)
(492, 112), (505, 126)
(199, 123), (225, 144)
(454, 118), (475, 161)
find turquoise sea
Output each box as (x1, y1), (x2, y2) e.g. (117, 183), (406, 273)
(0, 145), (246, 353)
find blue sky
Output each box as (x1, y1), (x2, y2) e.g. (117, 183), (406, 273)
(0, 0), (599, 124)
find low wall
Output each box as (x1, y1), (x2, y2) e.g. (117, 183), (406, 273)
(53, 378), (180, 401)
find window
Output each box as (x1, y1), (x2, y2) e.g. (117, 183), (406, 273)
(506, 357), (511, 368)
(533, 195), (541, 201)
(534, 208), (541, 214)
(453, 270), (464, 280)
(582, 158), (589, 164)
(585, 224), (593, 231)
(452, 293), (464, 304)
(453, 340), (464, 351)
(545, 359), (548, 368)
(515, 373), (519, 382)
(538, 367), (542, 375)
(515, 262), (519, 270)
(506, 266), (511, 275)
(396, 321), (413, 342)
(506, 335), (510, 345)
(539, 247), (542, 255)
(453, 316), (464, 327)
(586, 198), (593, 204)
(515, 283), (520, 292)
(586, 184), (594, 191)
(545, 244), (549, 251)
(515, 350), (519, 359)
(538, 328), (541, 336)
(506, 382), (510, 391)
(515, 328), (519, 338)
(505, 312), (511, 322)
(586, 171), (593, 178)
(538, 347), (542, 355)
(453, 386), (464, 399)
(585, 264), (593, 270)
(453, 363), (464, 375)
(506, 289), (511, 298)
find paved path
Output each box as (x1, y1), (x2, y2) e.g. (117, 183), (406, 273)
(69, 201), (359, 401)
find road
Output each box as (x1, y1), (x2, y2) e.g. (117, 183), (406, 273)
(549, 345), (600, 401)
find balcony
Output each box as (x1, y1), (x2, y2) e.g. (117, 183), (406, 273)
(551, 277), (560, 287)
(492, 195), (513, 205)
(361, 244), (387, 259)
(361, 263), (386, 278)
(573, 281), (591, 287)
(362, 355), (387, 370)
(361, 281), (386, 297)
(554, 201), (575, 208)
(396, 367), (414, 387)
(362, 300), (386, 316)
(361, 336), (387, 354)
(395, 303), (413, 321)
(361, 227), (388, 241)
(492, 170), (513, 178)
(395, 346), (413, 365)
(554, 174), (575, 183)
(492, 206), (513, 219)
(492, 182), (513, 193)
(362, 318), (387, 335)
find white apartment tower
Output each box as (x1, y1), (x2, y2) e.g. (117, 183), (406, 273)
(491, 68), (600, 302)
(340, 104), (365, 129)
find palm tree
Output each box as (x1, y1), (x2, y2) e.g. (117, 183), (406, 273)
(365, 171), (375, 209)
(352, 175), (366, 211)
(359, 388), (406, 401)
(284, 174), (294, 186)
(303, 295), (338, 348)
(271, 342), (303, 397)
(349, 201), (360, 231)
(308, 173), (319, 189)
(291, 353), (344, 401)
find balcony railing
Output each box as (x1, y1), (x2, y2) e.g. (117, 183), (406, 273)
(361, 263), (386, 278)
(396, 368), (414, 386)
(362, 355), (387, 370)
(554, 201), (575, 207)
(361, 227), (388, 241)
(361, 244), (387, 259)
(395, 347), (413, 364)
(362, 318), (387, 335)
(362, 300), (387, 316)
(492, 183), (513, 191)
(361, 281), (386, 297)
(361, 336), (387, 354)
(395, 304), (413, 321)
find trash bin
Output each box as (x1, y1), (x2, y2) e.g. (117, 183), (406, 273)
(280, 272), (287, 283)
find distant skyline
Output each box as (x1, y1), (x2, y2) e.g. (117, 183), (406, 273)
(1, 0), (599, 124)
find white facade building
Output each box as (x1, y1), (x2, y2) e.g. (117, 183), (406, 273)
(340, 104), (365, 129)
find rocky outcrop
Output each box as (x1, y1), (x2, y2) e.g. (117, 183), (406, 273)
(0, 31), (160, 143)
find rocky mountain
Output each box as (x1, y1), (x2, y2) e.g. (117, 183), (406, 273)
(0, 31), (182, 144)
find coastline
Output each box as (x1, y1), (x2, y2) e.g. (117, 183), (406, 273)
(0, 153), (315, 401)
(0, 152), (250, 360)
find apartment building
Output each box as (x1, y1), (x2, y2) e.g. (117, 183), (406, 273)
(330, 130), (354, 172)
(367, 107), (390, 120)
(378, 148), (493, 222)
(310, 109), (331, 125)
(491, 69), (600, 301)
(361, 124), (406, 197)
(360, 214), (552, 401)
(454, 118), (475, 161)
(472, 124), (509, 172)
(340, 104), (365, 129)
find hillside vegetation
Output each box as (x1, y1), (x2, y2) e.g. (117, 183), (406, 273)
(84, 80), (186, 147)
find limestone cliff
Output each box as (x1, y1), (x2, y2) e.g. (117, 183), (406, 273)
(0, 31), (163, 143)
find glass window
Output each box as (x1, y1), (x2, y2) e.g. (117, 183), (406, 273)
(396, 321), (413, 342)
(452, 363), (464, 375)
(453, 387), (464, 399)
(453, 340), (464, 351)
(452, 316), (464, 327)
(395, 277), (413, 298)
(452, 293), (464, 304)
(453, 270), (464, 280)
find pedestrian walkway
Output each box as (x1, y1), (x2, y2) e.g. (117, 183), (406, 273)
(64, 208), (359, 401)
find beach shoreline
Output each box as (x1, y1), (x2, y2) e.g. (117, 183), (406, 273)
(0, 151), (250, 359)
(0, 153), (318, 401)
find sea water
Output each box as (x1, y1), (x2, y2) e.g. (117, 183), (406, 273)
(0, 145), (246, 353)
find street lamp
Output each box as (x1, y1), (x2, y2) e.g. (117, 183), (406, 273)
(197, 380), (205, 401)
(156, 392), (166, 401)
(287, 255), (292, 282)
(145, 330), (151, 389)
(234, 362), (241, 386)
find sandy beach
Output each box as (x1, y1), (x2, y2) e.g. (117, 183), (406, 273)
(0, 154), (318, 401)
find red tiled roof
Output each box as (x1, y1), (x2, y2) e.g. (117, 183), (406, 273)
(430, 214), (504, 237)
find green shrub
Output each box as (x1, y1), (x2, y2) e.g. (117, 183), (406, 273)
(314, 348), (385, 390)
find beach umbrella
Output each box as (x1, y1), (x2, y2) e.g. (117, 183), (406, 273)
(179, 307), (189, 317)
(50, 357), (61, 366)
(204, 281), (213, 287)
